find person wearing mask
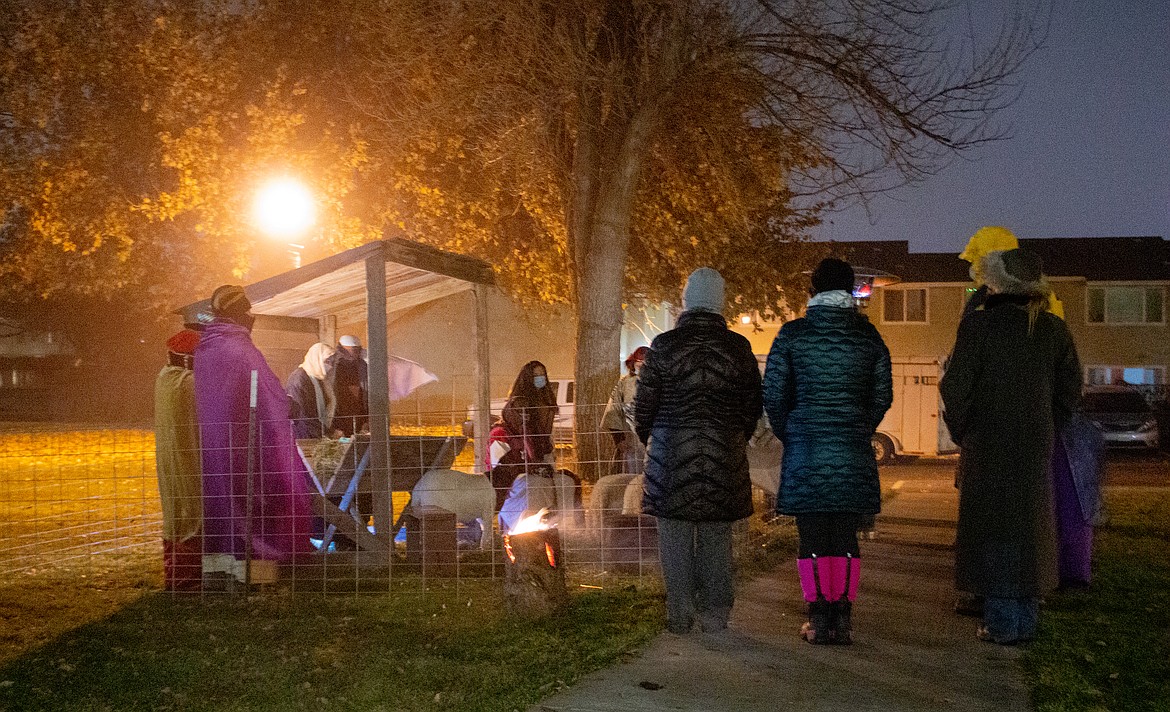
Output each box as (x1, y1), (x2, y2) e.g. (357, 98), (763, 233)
(635, 267), (762, 636)
(940, 248), (1081, 644)
(485, 395), (538, 512)
(325, 335), (369, 437)
(762, 258), (893, 645)
(286, 342), (337, 439)
(602, 346), (650, 475)
(194, 285), (315, 574)
(505, 360), (559, 465)
(154, 328), (203, 591)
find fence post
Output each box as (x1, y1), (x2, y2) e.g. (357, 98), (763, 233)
(243, 369), (258, 593)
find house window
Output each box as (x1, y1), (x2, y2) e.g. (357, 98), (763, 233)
(0, 369), (47, 389)
(882, 288), (927, 323)
(1086, 286), (1165, 324)
(1086, 365), (1165, 386)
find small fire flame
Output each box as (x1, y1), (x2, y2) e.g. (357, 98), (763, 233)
(507, 508), (552, 536)
(503, 508), (557, 565)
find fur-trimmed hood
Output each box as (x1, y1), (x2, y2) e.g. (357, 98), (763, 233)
(981, 249), (1047, 297)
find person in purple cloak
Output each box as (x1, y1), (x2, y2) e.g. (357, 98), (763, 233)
(194, 285), (315, 571)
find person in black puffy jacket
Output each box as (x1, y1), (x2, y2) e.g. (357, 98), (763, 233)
(635, 267), (762, 635)
(762, 258), (893, 645)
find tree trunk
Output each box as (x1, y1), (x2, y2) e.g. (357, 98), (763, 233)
(574, 245), (625, 483)
(571, 104), (657, 482)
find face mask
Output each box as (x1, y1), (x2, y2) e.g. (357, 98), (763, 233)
(533, 376), (548, 389)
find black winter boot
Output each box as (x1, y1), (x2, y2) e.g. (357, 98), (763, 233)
(831, 601), (853, 645)
(801, 600), (832, 644)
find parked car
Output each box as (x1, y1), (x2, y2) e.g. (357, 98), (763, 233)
(1081, 387), (1160, 449)
(463, 378), (576, 443)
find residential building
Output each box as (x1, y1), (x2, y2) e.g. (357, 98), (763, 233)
(731, 237), (1170, 390)
(0, 318), (77, 420)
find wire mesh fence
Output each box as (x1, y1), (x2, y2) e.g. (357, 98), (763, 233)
(0, 404), (789, 603)
(0, 426), (159, 581)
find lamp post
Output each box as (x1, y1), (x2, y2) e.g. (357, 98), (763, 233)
(252, 177), (316, 268)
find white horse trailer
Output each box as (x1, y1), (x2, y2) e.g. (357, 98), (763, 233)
(872, 359), (958, 463)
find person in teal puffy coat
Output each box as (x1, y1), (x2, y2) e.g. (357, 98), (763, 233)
(763, 258), (893, 644)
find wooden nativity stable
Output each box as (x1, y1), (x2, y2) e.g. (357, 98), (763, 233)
(177, 235), (496, 559)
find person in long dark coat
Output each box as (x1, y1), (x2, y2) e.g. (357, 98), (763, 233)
(286, 342), (336, 439)
(763, 258), (893, 645)
(940, 248), (1082, 645)
(635, 267), (762, 635)
(324, 335), (369, 437)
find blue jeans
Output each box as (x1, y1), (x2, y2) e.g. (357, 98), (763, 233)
(656, 519), (734, 634)
(983, 596), (1039, 643)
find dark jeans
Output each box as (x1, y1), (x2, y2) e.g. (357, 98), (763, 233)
(656, 518), (734, 634)
(983, 597), (1039, 643)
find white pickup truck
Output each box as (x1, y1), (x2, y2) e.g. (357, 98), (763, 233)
(464, 378), (576, 443)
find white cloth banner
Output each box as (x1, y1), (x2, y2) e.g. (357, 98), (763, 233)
(387, 354), (439, 402)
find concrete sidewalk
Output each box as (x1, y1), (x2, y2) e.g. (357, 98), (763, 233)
(530, 481), (1029, 712)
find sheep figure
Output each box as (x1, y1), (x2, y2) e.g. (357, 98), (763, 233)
(409, 469), (495, 549)
(588, 473), (638, 530)
(621, 474), (646, 516)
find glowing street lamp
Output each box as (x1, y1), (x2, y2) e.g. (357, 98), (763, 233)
(252, 177), (316, 268)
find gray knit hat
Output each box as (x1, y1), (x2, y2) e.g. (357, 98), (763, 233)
(981, 248), (1047, 296)
(682, 267), (725, 313)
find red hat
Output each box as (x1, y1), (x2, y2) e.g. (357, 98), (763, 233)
(166, 329), (200, 355)
(625, 346), (650, 371)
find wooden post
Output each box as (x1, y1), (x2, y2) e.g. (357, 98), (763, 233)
(472, 284), (492, 475)
(243, 370), (258, 593)
(365, 249), (392, 549)
(504, 529), (569, 617)
(318, 314), (337, 347)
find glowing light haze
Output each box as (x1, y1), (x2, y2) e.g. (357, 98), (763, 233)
(252, 177), (316, 239)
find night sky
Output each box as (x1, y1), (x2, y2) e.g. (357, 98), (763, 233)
(815, 0), (1170, 254)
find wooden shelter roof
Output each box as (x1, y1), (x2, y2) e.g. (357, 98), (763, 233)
(177, 238), (495, 325)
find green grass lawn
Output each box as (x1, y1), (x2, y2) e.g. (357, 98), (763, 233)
(0, 426), (799, 712)
(17, 426), (1164, 710)
(0, 581), (662, 712)
(1025, 488), (1170, 712)
(0, 523), (796, 712)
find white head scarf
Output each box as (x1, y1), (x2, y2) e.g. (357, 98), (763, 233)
(300, 343), (335, 382)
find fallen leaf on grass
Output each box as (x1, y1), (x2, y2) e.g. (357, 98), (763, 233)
(639, 680), (662, 690)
